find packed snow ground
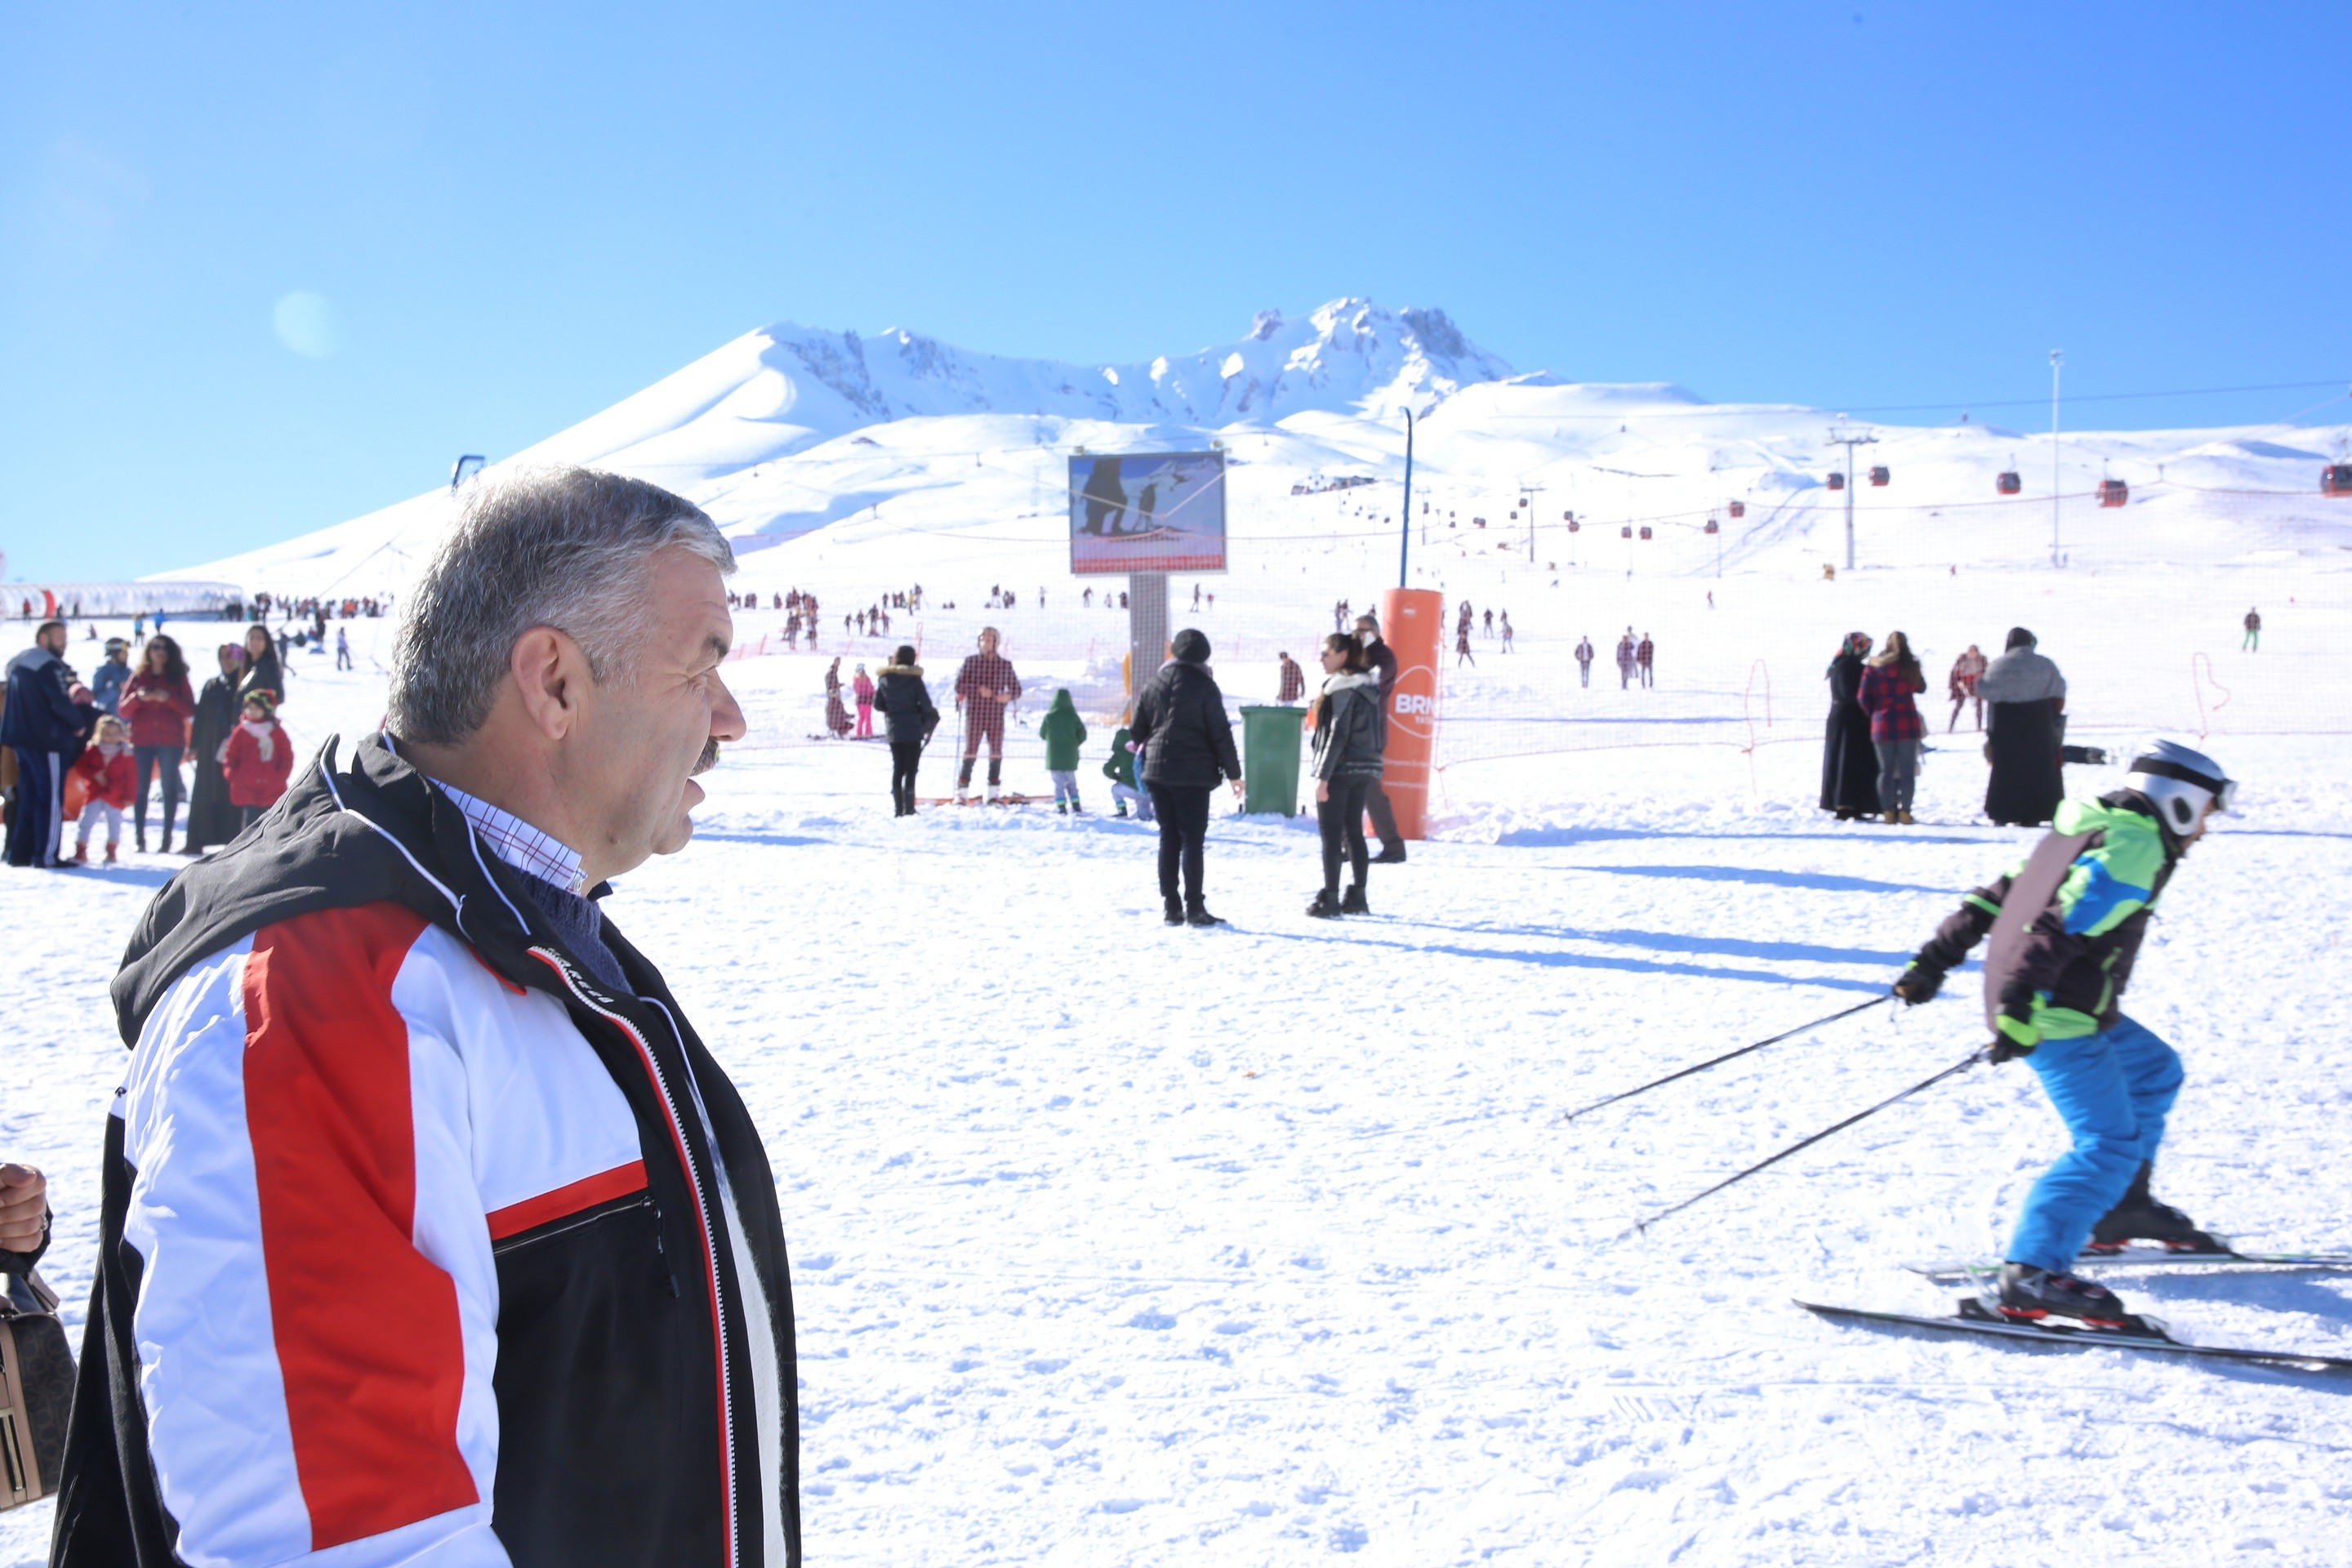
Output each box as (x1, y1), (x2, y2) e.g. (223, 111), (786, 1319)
(7, 608), (2352, 1567)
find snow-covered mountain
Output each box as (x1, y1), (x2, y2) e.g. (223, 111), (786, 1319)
(155, 296), (2352, 595)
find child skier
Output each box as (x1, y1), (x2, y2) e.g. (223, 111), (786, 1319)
(1891, 740), (2237, 1328)
(67, 714), (137, 864)
(1040, 688), (1087, 814)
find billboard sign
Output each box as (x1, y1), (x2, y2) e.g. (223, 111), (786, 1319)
(1068, 451), (1227, 575)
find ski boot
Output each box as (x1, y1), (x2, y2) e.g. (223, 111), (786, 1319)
(1306, 889), (1340, 919)
(1339, 883), (1370, 915)
(1993, 1263), (2137, 1330)
(2087, 1162), (2225, 1256)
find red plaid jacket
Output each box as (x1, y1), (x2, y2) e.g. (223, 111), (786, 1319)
(1857, 662), (1927, 743)
(954, 652), (1022, 724)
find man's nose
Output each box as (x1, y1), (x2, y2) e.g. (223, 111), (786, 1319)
(710, 671), (748, 744)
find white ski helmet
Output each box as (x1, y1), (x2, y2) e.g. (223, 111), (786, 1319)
(2125, 739), (2237, 834)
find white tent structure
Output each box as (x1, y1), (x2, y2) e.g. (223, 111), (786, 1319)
(5, 580), (247, 621)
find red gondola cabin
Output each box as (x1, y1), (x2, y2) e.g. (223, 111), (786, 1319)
(1638, 525), (1653, 540)
(1703, 519), (1720, 534)
(1869, 466), (1891, 487)
(1727, 500), (1746, 518)
(2323, 465), (2352, 497)
(2099, 479), (2129, 507)
(1620, 524), (1633, 538)
(1826, 471), (1845, 491)
(1997, 470), (2022, 495)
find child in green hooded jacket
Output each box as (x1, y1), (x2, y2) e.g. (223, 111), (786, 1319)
(1040, 688), (1088, 813)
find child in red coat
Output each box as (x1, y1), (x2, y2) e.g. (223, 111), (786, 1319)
(221, 691), (294, 833)
(69, 715), (138, 864)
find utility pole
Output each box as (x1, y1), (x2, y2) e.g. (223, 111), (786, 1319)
(2048, 350), (2064, 568)
(1825, 421), (1878, 572)
(1519, 479), (1544, 572)
(1399, 408), (1414, 588)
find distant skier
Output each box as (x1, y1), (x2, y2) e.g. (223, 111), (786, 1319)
(2243, 607), (2261, 652)
(1891, 741), (2239, 1328)
(334, 626), (352, 670)
(1192, 582), (1201, 611)
(1575, 635), (1594, 688)
(1637, 634), (1655, 688)
(1499, 612), (1513, 653)
(953, 626), (1022, 802)
(1615, 630), (1635, 689)
(1482, 608), (1494, 637)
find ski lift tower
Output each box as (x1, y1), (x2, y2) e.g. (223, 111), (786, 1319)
(1824, 420), (1878, 571)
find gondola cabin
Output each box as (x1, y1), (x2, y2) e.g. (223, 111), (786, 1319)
(1638, 525), (1654, 541)
(1620, 524), (1633, 538)
(1703, 518), (1720, 534)
(1727, 499), (1745, 518)
(2098, 479), (2129, 507)
(1826, 471), (1845, 491)
(2323, 465), (2352, 497)
(1566, 518), (1580, 532)
(1997, 470), (2022, 495)
(1869, 466), (1891, 486)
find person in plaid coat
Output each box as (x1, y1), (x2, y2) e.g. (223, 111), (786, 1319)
(1857, 630), (1927, 824)
(953, 626), (1022, 800)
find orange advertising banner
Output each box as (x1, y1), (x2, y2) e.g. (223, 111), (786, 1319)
(1378, 587), (1443, 840)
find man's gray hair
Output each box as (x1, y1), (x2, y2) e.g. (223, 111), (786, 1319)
(388, 467), (735, 744)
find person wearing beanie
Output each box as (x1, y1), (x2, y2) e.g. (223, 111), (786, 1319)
(1129, 627), (1242, 925)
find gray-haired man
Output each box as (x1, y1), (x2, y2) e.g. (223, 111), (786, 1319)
(58, 470), (798, 1567)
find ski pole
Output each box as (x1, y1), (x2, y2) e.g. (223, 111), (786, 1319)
(1553, 995), (1891, 1126)
(1615, 1048), (1986, 1241)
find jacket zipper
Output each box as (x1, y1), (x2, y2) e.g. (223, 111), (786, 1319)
(529, 948), (739, 1568)
(490, 1192), (655, 1258)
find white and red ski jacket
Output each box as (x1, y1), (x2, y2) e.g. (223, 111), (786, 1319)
(55, 735), (799, 1568)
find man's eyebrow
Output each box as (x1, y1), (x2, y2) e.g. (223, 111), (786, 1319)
(702, 633), (732, 664)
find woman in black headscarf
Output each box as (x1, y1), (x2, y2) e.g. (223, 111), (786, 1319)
(183, 642), (247, 853)
(1979, 626), (2067, 826)
(1820, 632), (1879, 820)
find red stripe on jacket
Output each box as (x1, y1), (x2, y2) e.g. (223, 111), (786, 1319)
(486, 1160), (649, 1241)
(242, 904), (479, 1550)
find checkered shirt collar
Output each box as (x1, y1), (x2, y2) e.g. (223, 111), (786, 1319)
(436, 780), (586, 895)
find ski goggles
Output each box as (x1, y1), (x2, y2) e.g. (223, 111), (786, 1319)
(2132, 755), (2238, 813)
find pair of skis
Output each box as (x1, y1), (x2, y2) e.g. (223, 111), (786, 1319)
(1805, 1245), (2352, 1373)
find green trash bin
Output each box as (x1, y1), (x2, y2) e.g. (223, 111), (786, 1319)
(1239, 705), (1305, 817)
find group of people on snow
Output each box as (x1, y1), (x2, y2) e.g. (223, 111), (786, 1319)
(2, 621), (294, 866)
(1823, 626), (2069, 827)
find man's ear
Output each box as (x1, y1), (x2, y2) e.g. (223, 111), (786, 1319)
(510, 626), (589, 742)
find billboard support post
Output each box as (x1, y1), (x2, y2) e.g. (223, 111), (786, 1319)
(1399, 408), (1414, 588)
(1127, 572), (1168, 700)
(1377, 587), (1444, 840)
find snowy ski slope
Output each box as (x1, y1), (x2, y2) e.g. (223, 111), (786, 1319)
(7, 603), (2351, 1566)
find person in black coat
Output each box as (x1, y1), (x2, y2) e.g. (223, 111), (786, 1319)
(1979, 626), (2068, 826)
(3, 619), (99, 867)
(1129, 627), (1243, 926)
(1307, 633), (1387, 919)
(873, 645), (940, 817)
(182, 643), (247, 853)
(1820, 632), (1879, 821)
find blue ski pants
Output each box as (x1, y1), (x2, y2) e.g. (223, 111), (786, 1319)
(2007, 1015), (2183, 1273)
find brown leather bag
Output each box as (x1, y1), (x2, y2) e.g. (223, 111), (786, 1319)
(1, 1270), (74, 1512)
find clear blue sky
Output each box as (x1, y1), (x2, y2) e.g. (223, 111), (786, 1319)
(5, 2), (2345, 581)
